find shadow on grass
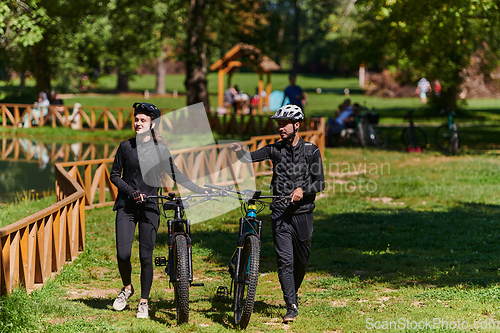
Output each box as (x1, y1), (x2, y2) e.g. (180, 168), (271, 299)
(190, 202), (500, 289)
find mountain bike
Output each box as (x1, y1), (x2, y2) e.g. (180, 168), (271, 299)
(435, 109), (460, 155)
(206, 183), (289, 329)
(401, 110), (428, 151)
(146, 192), (219, 324)
(357, 109), (388, 149)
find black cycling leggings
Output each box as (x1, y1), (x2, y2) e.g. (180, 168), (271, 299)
(115, 205), (159, 300)
(272, 211), (313, 306)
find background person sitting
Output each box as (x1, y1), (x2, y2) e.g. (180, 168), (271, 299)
(232, 85), (250, 114)
(22, 92), (50, 127)
(325, 100), (357, 146)
(223, 84), (238, 114)
(62, 102), (82, 129)
(50, 90), (65, 115)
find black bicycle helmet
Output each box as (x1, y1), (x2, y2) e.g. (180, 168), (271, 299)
(133, 102), (162, 120)
(271, 104), (304, 122)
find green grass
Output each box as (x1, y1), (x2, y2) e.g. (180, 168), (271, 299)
(0, 193), (55, 227)
(4, 147), (500, 332)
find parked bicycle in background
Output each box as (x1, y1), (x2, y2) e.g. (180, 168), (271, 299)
(333, 107), (387, 149)
(401, 110), (428, 152)
(356, 107), (388, 149)
(435, 107), (460, 155)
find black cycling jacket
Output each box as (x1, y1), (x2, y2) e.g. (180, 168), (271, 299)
(110, 137), (204, 210)
(236, 138), (325, 214)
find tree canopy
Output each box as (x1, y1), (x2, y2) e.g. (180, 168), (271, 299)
(1, 0), (499, 109)
(354, 0), (500, 109)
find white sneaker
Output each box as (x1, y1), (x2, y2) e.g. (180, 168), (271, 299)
(113, 286), (134, 311)
(136, 302), (149, 318)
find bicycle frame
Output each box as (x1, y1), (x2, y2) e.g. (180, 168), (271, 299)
(448, 111), (457, 133)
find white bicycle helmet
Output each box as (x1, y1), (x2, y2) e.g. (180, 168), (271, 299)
(271, 104), (304, 122)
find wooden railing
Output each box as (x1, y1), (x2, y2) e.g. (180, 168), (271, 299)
(0, 120), (324, 294)
(1, 103), (323, 137)
(0, 138), (119, 163)
(1, 104), (140, 131)
(0, 163), (85, 295)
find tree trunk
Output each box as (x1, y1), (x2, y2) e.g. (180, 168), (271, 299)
(275, 12), (287, 66)
(430, 85), (458, 113)
(20, 72), (26, 90)
(156, 43), (168, 95)
(184, 0), (210, 112)
(292, 0), (301, 73)
(32, 42), (51, 95)
(116, 70), (129, 92)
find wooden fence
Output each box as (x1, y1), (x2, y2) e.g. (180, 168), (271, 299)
(0, 163), (85, 295)
(1, 138), (119, 163)
(1, 103), (323, 137)
(0, 121), (324, 294)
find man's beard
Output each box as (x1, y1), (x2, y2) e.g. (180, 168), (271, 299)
(282, 130), (294, 141)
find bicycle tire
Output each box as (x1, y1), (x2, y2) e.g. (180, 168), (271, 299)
(435, 125), (460, 154)
(451, 128), (460, 155)
(234, 235), (260, 329)
(173, 235), (190, 324)
(402, 127), (428, 148)
(367, 128), (388, 149)
(357, 122), (366, 148)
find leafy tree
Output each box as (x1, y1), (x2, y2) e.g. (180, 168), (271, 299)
(355, 0), (500, 110)
(0, 0), (48, 89)
(181, 0), (268, 109)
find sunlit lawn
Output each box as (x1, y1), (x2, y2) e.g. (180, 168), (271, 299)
(4, 147), (500, 332)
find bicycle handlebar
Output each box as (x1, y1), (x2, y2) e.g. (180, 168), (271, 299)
(204, 183), (291, 204)
(138, 192), (222, 210)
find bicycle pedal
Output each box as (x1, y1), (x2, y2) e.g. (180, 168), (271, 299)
(190, 282), (205, 287)
(216, 286), (230, 299)
(154, 256), (167, 266)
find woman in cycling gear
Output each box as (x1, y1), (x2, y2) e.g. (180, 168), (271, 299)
(110, 102), (206, 318)
(230, 104), (325, 323)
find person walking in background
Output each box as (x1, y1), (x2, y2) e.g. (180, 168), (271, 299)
(282, 73), (306, 110)
(230, 105), (325, 323)
(433, 79), (442, 97)
(416, 78), (432, 104)
(110, 102), (207, 319)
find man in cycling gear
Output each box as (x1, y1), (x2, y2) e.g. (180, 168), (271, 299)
(230, 104), (325, 323)
(111, 102), (206, 318)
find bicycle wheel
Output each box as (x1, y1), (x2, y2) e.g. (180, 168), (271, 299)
(357, 122), (366, 148)
(234, 235), (260, 329)
(402, 127), (428, 148)
(451, 128), (460, 155)
(367, 127), (388, 149)
(435, 125), (460, 154)
(173, 234), (190, 324)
